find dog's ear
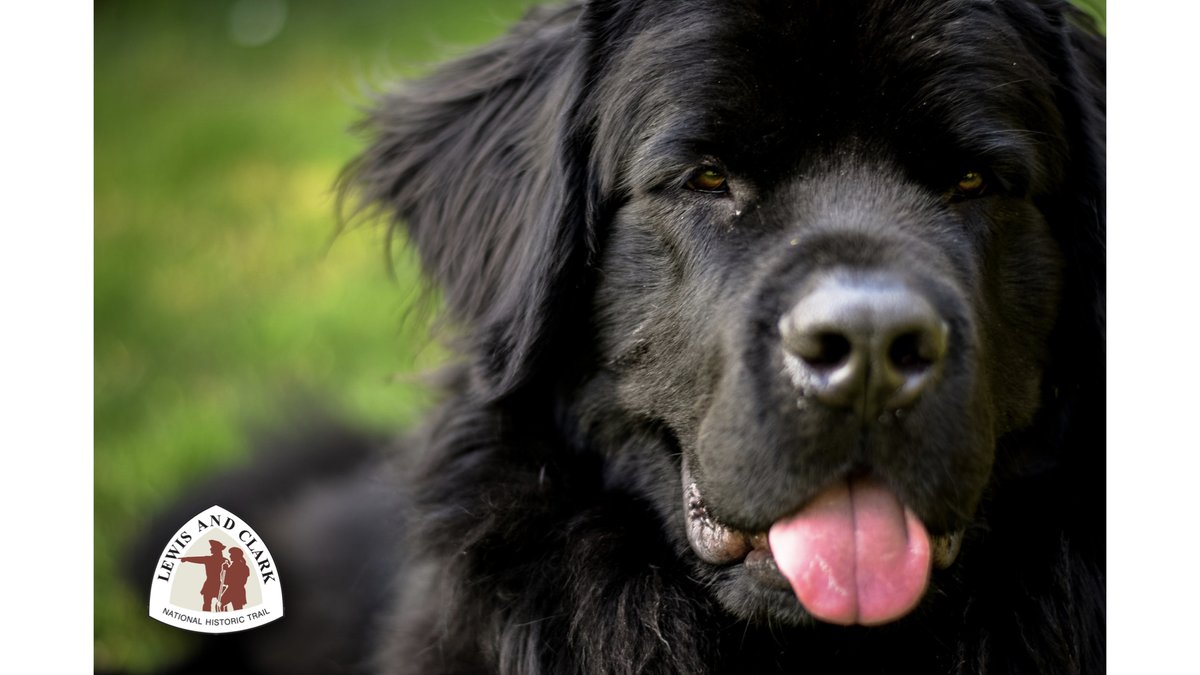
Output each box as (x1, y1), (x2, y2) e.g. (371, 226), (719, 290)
(342, 6), (599, 400)
(1008, 0), (1105, 553)
(1034, 1), (1105, 426)
(1052, 2), (1105, 555)
(1057, 2), (1105, 346)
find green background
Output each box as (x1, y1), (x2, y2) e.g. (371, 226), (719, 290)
(94, 1), (1105, 671)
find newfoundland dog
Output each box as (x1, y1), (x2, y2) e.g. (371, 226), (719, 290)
(139, 0), (1105, 673)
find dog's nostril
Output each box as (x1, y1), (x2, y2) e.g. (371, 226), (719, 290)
(801, 332), (853, 369)
(888, 331), (933, 372)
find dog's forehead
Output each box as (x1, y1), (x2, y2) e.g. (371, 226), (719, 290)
(628, 2), (1037, 103)
(590, 0), (1064, 187)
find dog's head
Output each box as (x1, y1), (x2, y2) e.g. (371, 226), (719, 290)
(346, 0), (1104, 627)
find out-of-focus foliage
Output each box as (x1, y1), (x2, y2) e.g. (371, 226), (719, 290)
(1074, 0), (1107, 32)
(95, 1), (534, 670)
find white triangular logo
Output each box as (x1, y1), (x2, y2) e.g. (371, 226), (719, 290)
(148, 505), (284, 633)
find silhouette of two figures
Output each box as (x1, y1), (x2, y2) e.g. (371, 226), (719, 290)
(180, 539), (251, 612)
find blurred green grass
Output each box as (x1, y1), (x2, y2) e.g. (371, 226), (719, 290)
(95, 1), (534, 671)
(94, 1), (1104, 671)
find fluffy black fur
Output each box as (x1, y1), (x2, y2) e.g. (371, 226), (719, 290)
(137, 1), (1104, 673)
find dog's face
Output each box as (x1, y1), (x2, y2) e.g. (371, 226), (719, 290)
(350, 0), (1103, 632)
(586, 0), (1072, 626)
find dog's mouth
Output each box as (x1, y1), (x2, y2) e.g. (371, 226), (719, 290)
(683, 466), (963, 626)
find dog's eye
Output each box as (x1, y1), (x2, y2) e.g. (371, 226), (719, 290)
(686, 167), (729, 194)
(953, 171), (987, 198)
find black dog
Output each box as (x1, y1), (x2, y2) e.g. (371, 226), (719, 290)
(139, 0), (1104, 672)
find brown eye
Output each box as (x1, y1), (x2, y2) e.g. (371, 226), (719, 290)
(687, 167), (729, 193)
(955, 171), (986, 197)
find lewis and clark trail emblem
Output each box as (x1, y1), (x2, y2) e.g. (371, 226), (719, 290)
(149, 505), (283, 633)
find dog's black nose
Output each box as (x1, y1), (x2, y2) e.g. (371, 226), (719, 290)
(779, 274), (948, 415)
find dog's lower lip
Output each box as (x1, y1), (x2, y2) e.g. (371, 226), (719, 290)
(743, 547), (793, 589)
(683, 475), (964, 573)
(684, 481), (756, 564)
(930, 529), (963, 568)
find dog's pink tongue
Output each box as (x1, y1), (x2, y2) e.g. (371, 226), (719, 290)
(768, 477), (931, 626)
